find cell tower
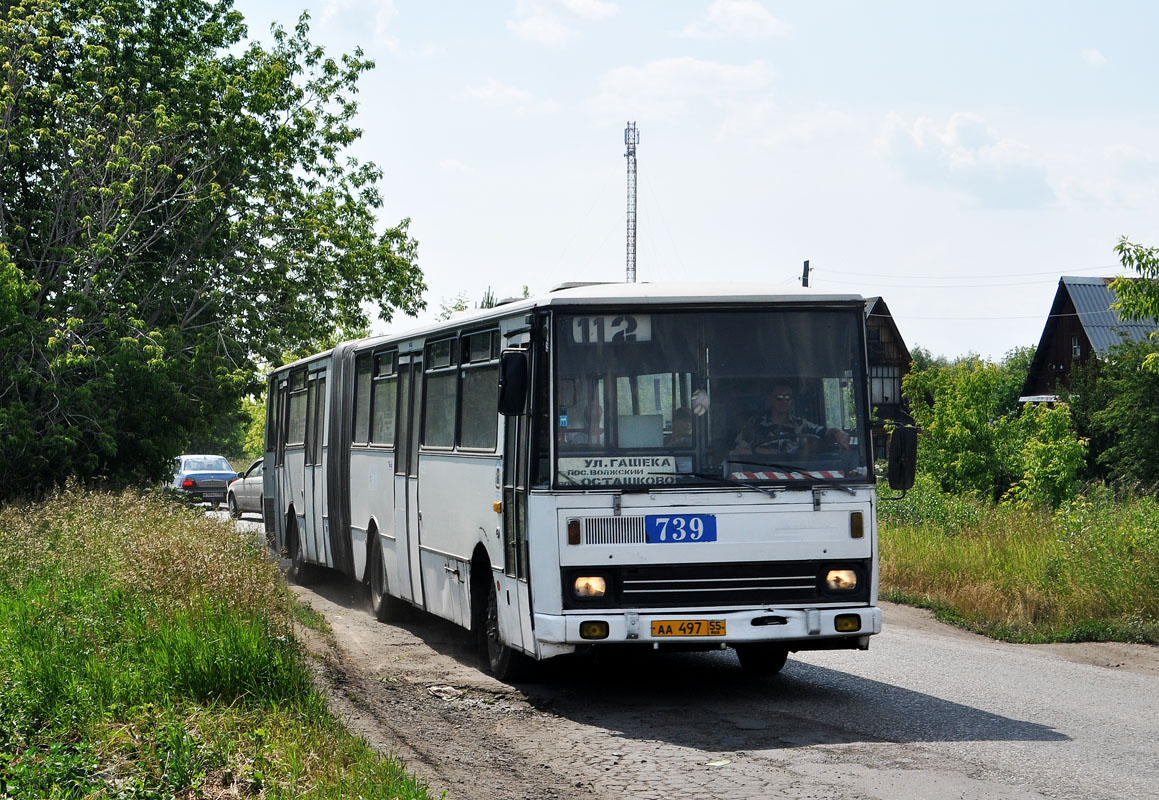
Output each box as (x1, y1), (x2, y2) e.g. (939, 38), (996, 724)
(624, 122), (639, 283)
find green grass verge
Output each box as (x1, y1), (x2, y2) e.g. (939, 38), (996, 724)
(0, 486), (432, 799)
(879, 474), (1159, 644)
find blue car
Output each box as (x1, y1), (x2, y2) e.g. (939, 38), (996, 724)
(169, 454), (239, 509)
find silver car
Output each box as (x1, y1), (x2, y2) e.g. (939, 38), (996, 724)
(227, 458), (264, 519)
(170, 454), (238, 509)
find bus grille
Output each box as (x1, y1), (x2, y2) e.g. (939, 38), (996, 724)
(581, 516), (646, 545)
(621, 562), (819, 607)
(562, 560), (870, 609)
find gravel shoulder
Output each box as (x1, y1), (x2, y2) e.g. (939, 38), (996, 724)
(287, 566), (1159, 800)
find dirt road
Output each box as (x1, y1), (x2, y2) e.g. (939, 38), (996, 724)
(278, 557), (1158, 800)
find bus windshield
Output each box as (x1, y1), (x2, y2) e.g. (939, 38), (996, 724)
(553, 308), (872, 490)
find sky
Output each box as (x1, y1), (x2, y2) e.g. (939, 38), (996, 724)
(232, 0), (1159, 361)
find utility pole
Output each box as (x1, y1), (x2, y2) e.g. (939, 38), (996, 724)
(625, 122), (639, 283)
(801, 259), (810, 288)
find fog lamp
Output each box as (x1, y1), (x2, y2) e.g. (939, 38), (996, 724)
(835, 614), (862, 632)
(825, 569), (857, 591)
(574, 576), (607, 598)
(579, 620), (609, 640)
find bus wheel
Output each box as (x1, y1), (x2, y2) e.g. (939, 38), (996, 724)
(734, 643), (789, 674)
(286, 516), (313, 585)
(368, 537), (408, 623)
(482, 581), (532, 681)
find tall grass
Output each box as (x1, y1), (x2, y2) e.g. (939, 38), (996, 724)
(879, 474), (1159, 643)
(0, 486), (431, 799)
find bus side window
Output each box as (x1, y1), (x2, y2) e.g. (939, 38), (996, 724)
(424, 339), (458, 448)
(371, 352), (397, 446)
(353, 353), (372, 445)
(287, 370), (307, 447)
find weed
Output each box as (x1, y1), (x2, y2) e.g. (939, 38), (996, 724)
(0, 488), (432, 799)
(880, 479), (1159, 643)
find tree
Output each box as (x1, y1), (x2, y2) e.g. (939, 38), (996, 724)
(0, 0), (425, 499)
(903, 357), (1022, 498)
(909, 345), (949, 372)
(1111, 237), (1159, 371)
(902, 348), (1084, 506)
(1068, 339), (1159, 486)
(436, 286), (500, 320)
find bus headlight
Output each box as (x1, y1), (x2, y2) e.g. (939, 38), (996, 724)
(825, 569), (857, 591)
(573, 576), (607, 598)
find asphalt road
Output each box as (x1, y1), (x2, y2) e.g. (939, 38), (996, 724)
(225, 511), (1158, 799)
(503, 612), (1158, 800)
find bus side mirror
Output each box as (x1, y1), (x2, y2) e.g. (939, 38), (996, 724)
(887, 425), (917, 491)
(498, 350), (529, 416)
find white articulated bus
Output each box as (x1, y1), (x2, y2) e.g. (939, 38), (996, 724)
(264, 283), (916, 678)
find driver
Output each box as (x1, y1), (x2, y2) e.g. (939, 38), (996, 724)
(731, 381), (850, 458)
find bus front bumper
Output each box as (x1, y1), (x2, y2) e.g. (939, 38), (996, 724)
(534, 606), (882, 649)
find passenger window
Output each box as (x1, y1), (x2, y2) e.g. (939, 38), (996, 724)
(353, 354), (372, 444)
(371, 352), (397, 446)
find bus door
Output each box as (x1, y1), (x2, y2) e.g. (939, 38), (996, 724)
(501, 412), (531, 652)
(393, 355), (424, 605)
(304, 372), (327, 565)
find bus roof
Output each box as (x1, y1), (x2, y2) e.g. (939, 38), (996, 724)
(425, 281), (862, 327)
(270, 282), (866, 374)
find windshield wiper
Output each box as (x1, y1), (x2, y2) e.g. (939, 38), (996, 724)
(651, 471), (778, 498)
(727, 459), (856, 495)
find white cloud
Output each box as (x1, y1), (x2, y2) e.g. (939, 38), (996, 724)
(507, 0), (619, 45)
(590, 57), (774, 122)
(678, 0), (789, 39)
(877, 112), (1055, 209)
(374, 0), (399, 52)
(440, 158), (475, 173)
(1081, 49), (1108, 67)
(464, 78), (561, 115)
(559, 0), (618, 20)
(320, 0), (354, 24)
(1111, 146), (1159, 180)
(720, 96), (857, 147)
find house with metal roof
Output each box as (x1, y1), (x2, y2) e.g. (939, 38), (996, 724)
(1020, 276), (1159, 402)
(865, 296), (913, 460)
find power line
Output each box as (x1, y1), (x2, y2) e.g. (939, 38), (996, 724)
(817, 274), (1131, 290)
(821, 263), (1122, 281)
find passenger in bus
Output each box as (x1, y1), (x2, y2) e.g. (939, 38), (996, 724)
(665, 407), (694, 446)
(564, 401), (604, 444)
(730, 381), (850, 458)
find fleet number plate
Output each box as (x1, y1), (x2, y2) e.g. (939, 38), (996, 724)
(644, 514), (717, 543)
(650, 620), (726, 637)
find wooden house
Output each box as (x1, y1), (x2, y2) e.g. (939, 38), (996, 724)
(865, 297), (913, 461)
(1020, 276), (1159, 401)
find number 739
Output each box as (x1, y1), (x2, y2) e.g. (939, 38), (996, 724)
(645, 514), (717, 543)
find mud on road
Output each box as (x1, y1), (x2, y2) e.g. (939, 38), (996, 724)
(284, 564), (1159, 800)
(291, 570), (861, 800)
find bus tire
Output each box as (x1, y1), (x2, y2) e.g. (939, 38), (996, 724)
(481, 580), (533, 681)
(735, 643), (789, 674)
(286, 515), (313, 585)
(368, 535), (408, 623)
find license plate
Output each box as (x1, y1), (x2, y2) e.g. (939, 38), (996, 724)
(645, 514), (717, 543)
(651, 619), (726, 637)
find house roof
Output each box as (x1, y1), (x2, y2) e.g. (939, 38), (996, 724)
(1019, 276), (1158, 401)
(1060, 276), (1158, 354)
(864, 296), (913, 363)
